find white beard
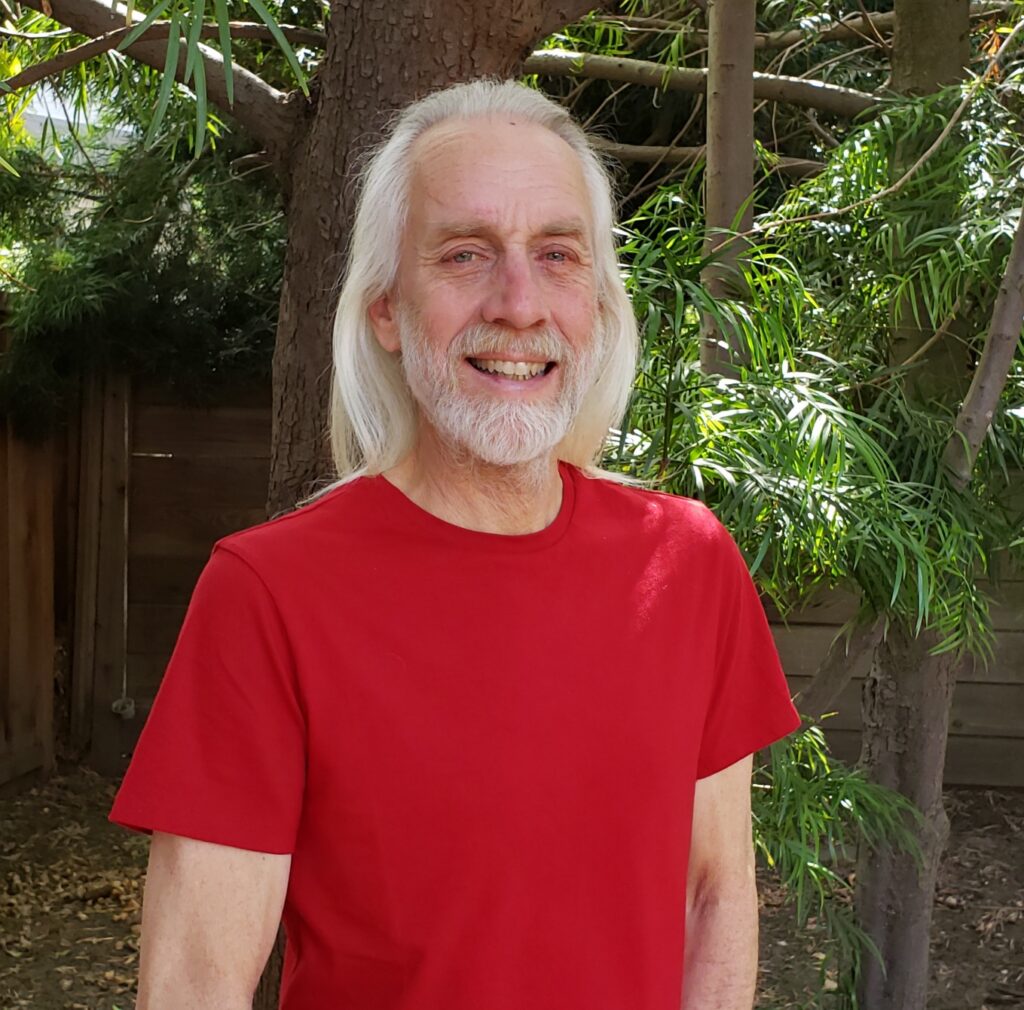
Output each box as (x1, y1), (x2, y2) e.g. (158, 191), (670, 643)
(397, 310), (604, 467)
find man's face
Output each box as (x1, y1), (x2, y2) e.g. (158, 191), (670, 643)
(369, 117), (604, 466)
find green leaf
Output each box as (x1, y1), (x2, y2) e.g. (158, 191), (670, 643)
(213, 0), (234, 107)
(247, 0), (309, 94)
(0, 152), (20, 177)
(144, 10), (181, 146)
(118, 0), (175, 51)
(191, 53), (207, 156)
(182, 0), (206, 84)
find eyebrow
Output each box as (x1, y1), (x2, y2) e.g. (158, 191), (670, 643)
(427, 218), (590, 242)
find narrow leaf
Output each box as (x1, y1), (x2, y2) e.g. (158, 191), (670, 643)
(182, 0), (205, 83)
(118, 0), (175, 51)
(191, 53), (207, 155)
(145, 10), (180, 145)
(213, 0), (234, 106)
(247, 0), (308, 93)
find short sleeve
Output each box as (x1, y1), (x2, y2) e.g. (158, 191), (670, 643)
(695, 521), (801, 779)
(109, 544), (306, 853)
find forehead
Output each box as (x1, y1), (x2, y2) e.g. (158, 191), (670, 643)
(405, 117), (593, 241)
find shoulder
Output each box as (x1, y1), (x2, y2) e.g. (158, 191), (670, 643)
(211, 475), (380, 573)
(573, 468), (733, 549)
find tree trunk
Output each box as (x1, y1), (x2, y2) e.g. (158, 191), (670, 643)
(258, 6), (606, 1002)
(892, 0), (971, 94)
(699, 0), (755, 375)
(855, 631), (959, 1009)
(854, 5), (972, 1009)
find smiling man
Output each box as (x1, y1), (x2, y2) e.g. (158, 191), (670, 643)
(110, 81), (800, 1010)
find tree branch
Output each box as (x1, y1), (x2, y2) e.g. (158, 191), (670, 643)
(17, 0), (297, 158)
(614, 1), (1015, 50)
(591, 138), (823, 176)
(942, 205), (1024, 489)
(3, 20), (325, 93)
(523, 49), (878, 118)
(794, 617), (884, 722)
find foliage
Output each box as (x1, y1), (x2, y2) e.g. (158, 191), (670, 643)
(0, 127), (284, 436)
(608, 80), (1024, 660)
(753, 723), (921, 1008)
(1, 0), (319, 155)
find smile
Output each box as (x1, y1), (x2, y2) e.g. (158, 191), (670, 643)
(467, 358), (556, 381)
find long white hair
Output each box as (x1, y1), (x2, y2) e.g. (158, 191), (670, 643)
(326, 79), (638, 486)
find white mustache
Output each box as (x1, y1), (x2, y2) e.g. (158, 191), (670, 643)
(450, 324), (569, 363)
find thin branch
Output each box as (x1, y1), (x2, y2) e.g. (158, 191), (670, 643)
(898, 297), (963, 368)
(2, 19), (324, 93)
(942, 205), (1024, 489)
(17, 0), (296, 158)
(53, 86), (106, 187)
(0, 25), (72, 37)
(592, 138), (823, 176)
(523, 49), (878, 118)
(794, 617), (885, 722)
(805, 108), (839, 148)
(0, 263), (36, 291)
(609, 1), (1016, 50)
(752, 17), (1024, 237)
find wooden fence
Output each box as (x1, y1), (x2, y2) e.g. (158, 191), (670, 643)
(0, 330), (55, 786)
(4, 371), (1024, 785)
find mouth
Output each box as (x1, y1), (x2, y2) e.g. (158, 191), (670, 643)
(466, 357), (557, 382)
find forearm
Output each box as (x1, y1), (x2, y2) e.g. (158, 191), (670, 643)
(137, 979), (253, 1010)
(681, 879), (759, 1010)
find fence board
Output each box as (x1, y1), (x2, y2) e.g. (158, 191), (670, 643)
(128, 555), (208, 605)
(127, 603), (187, 656)
(133, 403), (271, 459)
(131, 455), (269, 510)
(71, 373), (104, 752)
(819, 728), (1024, 788)
(89, 375), (131, 774)
(128, 506), (267, 559)
(774, 624), (1024, 686)
(2, 422), (55, 784)
(787, 674), (1024, 739)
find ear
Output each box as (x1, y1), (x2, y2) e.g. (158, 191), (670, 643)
(368, 292), (401, 353)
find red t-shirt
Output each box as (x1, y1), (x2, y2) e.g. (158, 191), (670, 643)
(110, 461), (799, 1009)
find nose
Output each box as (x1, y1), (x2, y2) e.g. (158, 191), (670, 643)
(481, 250), (549, 331)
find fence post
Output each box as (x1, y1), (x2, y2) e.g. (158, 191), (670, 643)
(0, 312), (56, 785)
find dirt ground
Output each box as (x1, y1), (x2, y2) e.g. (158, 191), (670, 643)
(1, 766), (1021, 1010)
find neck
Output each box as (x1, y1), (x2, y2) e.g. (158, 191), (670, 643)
(382, 425), (564, 535)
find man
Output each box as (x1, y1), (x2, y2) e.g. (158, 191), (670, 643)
(110, 80), (800, 1010)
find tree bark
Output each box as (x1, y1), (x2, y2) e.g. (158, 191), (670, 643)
(855, 5), (973, 1009)
(892, 0), (971, 94)
(266, 0), (603, 513)
(591, 138), (823, 177)
(943, 201), (1024, 488)
(698, 0), (755, 375)
(855, 632), (959, 1009)
(522, 49), (879, 119)
(794, 617), (884, 722)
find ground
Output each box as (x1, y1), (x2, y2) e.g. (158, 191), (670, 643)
(1, 767), (1021, 1009)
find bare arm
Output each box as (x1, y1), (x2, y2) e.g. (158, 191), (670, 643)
(682, 754), (758, 1010)
(136, 831), (291, 1010)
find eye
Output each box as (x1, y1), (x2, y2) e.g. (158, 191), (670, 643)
(449, 250), (476, 263)
(544, 249), (569, 262)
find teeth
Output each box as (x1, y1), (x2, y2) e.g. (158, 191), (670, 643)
(470, 359), (548, 380)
